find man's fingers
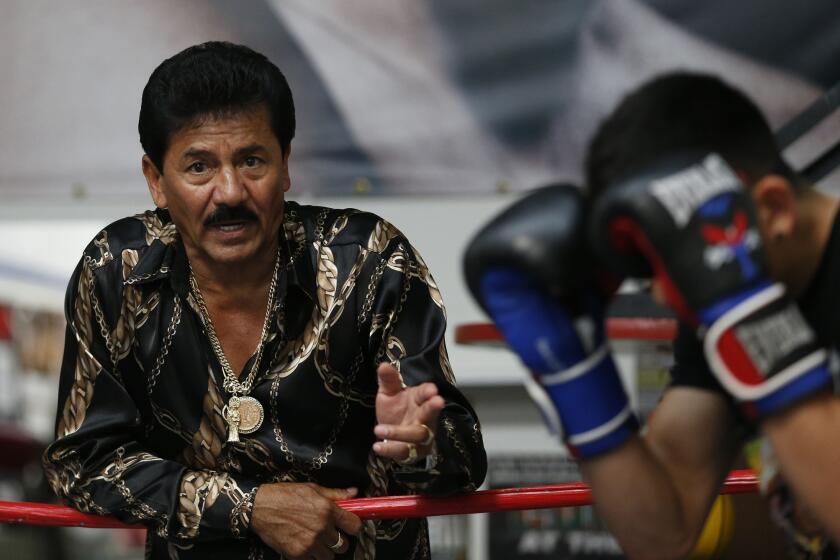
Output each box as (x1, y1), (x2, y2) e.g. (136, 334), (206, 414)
(314, 486), (358, 502)
(374, 423), (436, 444)
(320, 527), (351, 556)
(333, 505), (364, 536)
(372, 437), (429, 464)
(250, 482), (359, 559)
(412, 382), (440, 405)
(417, 395), (445, 420)
(372, 437), (407, 459)
(376, 362), (405, 397)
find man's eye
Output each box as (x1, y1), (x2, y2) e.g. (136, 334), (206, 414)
(244, 156), (261, 167)
(188, 162), (207, 173)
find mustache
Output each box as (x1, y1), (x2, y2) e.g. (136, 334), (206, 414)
(204, 205), (258, 227)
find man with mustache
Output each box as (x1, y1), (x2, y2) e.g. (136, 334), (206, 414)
(43, 41), (486, 559)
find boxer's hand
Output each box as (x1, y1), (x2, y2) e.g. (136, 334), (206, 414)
(250, 483), (361, 559)
(464, 184), (637, 458)
(590, 152), (831, 419)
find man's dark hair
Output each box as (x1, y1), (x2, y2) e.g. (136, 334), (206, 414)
(139, 41), (295, 171)
(585, 72), (801, 199)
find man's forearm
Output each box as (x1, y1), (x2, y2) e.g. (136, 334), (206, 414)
(579, 386), (744, 560)
(581, 435), (701, 559)
(763, 392), (840, 543)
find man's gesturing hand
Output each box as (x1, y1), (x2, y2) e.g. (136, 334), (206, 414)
(250, 483), (362, 559)
(373, 362), (444, 464)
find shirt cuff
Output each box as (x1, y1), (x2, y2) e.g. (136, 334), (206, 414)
(230, 485), (259, 539)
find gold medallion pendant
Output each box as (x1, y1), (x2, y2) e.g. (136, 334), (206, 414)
(224, 396), (265, 442)
(236, 396), (264, 435)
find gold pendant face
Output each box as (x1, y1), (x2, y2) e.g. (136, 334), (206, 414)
(236, 396), (264, 435)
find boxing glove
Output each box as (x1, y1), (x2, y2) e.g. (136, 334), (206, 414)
(589, 152), (831, 420)
(464, 184), (637, 458)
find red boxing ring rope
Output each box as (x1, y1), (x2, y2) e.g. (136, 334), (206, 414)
(0, 470), (757, 528)
(455, 320), (678, 345)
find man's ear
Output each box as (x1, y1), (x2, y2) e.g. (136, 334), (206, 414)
(281, 145), (292, 193)
(751, 174), (796, 241)
(142, 155), (168, 209)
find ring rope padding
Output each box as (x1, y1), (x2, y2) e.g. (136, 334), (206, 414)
(0, 470), (757, 527)
(455, 319), (678, 346)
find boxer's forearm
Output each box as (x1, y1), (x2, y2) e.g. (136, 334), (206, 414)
(581, 388), (741, 559)
(764, 392), (840, 543)
(581, 435), (703, 559)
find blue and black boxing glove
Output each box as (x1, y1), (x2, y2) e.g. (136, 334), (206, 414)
(589, 152), (831, 421)
(464, 184), (638, 459)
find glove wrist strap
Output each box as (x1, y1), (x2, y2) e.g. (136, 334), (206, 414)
(703, 282), (831, 417)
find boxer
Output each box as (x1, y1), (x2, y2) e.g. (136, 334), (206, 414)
(466, 73), (840, 559)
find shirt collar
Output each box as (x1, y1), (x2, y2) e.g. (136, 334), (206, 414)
(279, 202), (316, 303)
(124, 208), (178, 287)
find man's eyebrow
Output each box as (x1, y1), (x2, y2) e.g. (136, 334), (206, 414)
(234, 144), (269, 157)
(181, 148), (214, 160)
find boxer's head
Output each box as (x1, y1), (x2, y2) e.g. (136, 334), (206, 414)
(586, 72), (817, 298)
(139, 42), (295, 267)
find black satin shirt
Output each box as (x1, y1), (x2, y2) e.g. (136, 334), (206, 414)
(43, 202), (487, 559)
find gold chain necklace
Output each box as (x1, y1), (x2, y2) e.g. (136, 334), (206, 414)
(188, 247), (281, 442)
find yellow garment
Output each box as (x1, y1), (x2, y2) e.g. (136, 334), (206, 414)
(689, 495), (735, 559)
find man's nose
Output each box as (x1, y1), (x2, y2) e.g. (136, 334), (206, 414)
(212, 166), (247, 206)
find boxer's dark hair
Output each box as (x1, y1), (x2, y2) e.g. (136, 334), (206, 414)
(139, 41), (295, 171)
(586, 72), (802, 199)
